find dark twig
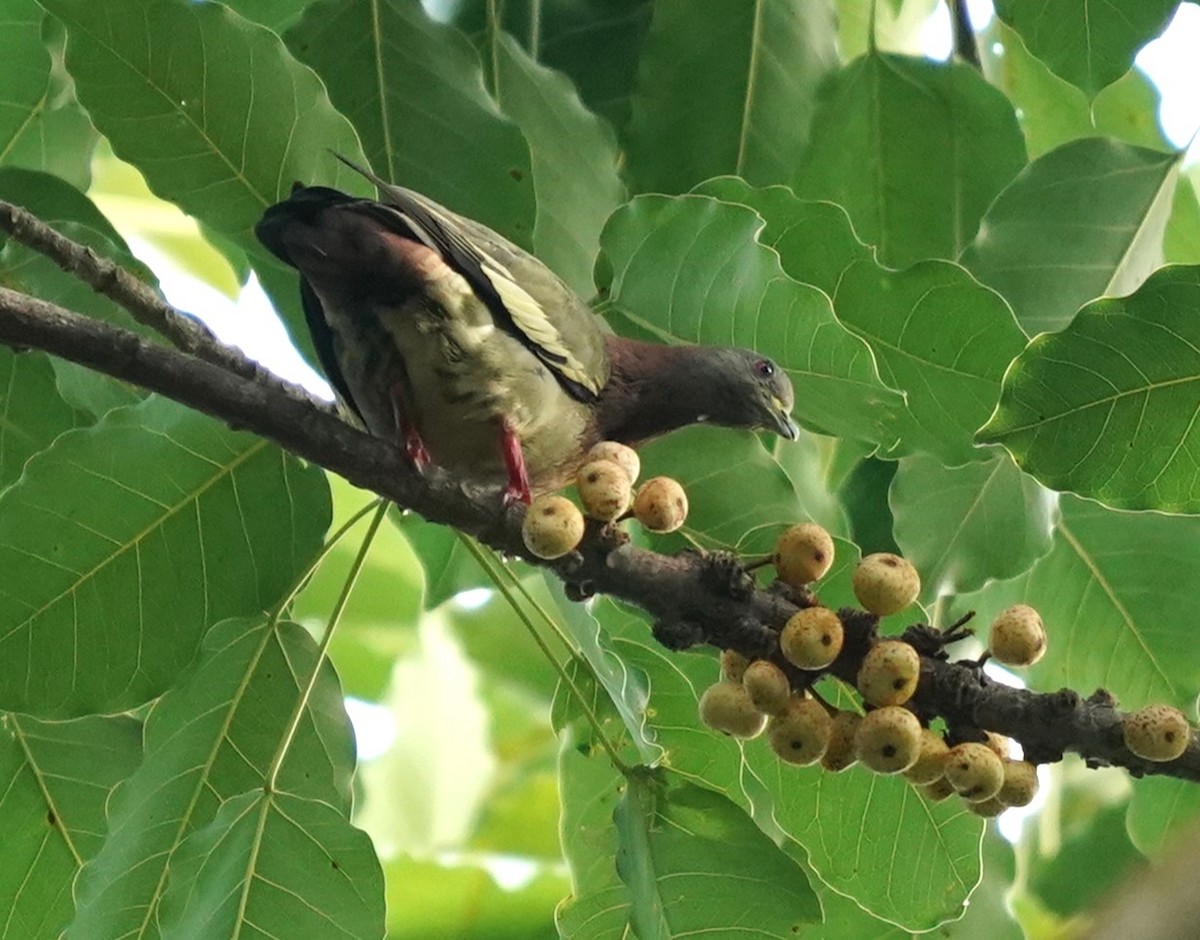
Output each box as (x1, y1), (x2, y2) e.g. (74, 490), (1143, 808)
(950, 0), (981, 69)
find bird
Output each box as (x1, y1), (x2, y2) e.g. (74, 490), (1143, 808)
(256, 159), (799, 505)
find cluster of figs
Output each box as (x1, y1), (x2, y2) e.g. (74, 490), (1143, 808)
(697, 522), (1195, 818)
(519, 452), (1195, 817)
(520, 441), (687, 559)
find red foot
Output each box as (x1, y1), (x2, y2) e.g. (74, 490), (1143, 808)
(390, 381), (430, 472)
(500, 420), (532, 506)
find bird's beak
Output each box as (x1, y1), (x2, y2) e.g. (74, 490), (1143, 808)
(770, 397), (800, 441)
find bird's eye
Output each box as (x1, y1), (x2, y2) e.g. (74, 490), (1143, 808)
(755, 359), (775, 378)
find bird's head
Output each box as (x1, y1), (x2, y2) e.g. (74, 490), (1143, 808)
(703, 348), (799, 441)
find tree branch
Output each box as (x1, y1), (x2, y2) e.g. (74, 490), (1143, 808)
(1, 220), (1196, 785)
(950, 0), (981, 69)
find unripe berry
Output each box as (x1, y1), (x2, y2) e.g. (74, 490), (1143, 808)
(854, 706), (922, 774)
(984, 732), (1012, 760)
(720, 649), (750, 683)
(743, 660), (791, 716)
(767, 696), (832, 765)
(852, 553), (920, 615)
(773, 523), (835, 588)
(522, 495), (585, 559)
(856, 639), (921, 707)
(575, 459), (632, 522)
(989, 604), (1047, 667)
(698, 681), (767, 738)
(998, 759), (1039, 808)
(903, 728), (950, 785)
(970, 796), (1007, 818)
(821, 710), (861, 773)
(585, 441), (640, 485)
(1123, 704), (1192, 762)
(632, 476), (688, 533)
(922, 776), (956, 802)
(780, 607), (844, 670)
(943, 742), (1005, 803)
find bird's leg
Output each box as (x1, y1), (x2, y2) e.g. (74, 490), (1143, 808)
(389, 380), (431, 470)
(499, 420), (532, 506)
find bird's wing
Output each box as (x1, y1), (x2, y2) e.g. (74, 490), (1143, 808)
(336, 156), (605, 403)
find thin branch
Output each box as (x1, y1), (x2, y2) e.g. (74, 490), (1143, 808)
(1, 247), (1197, 785)
(0, 199), (310, 401)
(950, 0), (981, 69)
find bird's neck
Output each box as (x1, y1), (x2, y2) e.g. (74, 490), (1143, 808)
(596, 336), (722, 445)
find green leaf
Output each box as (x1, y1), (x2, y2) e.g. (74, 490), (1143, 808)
(1028, 802), (1143, 916)
(832, 258), (1027, 465)
(614, 771), (820, 938)
(0, 0), (52, 163)
(7, 714), (143, 860)
(401, 514), (490, 610)
(156, 789), (383, 938)
(0, 397), (331, 716)
(454, 0), (653, 131)
(624, 0), (838, 193)
(42, 0), (368, 358)
(952, 495), (1200, 710)
(556, 730), (634, 938)
(0, 714), (142, 939)
(979, 265), (1200, 512)
(1127, 776), (1200, 856)
(0, 348), (83, 492)
(45, 0), (367, 232)
(493, 33), (625, 296)
(597, 193), (905, 448)
(891, 452), (1057, 600)
(218, 0), (314, 33)
(1165, 174), (1200, 265)
(286, 0), (535, 247)
(795, 51), (1026, 267)
(69, 617), (358, 939)
(961, 138), (1183, 335)
(994, 0), (1178, 98)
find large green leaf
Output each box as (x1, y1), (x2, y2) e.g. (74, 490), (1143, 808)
(614, 771), (820, 938)
(0, 348), (82, 492)
(979, 265), (1200, 512)
(41, 0), (367, 357)
(492, 33), (624, 296)
(286, 0), (535, 247)
(961, 138), (1183, 335)
(832, 258), (1027, 465)
(596, 193), (905, 448)
(994, 0), (1178, 98)
(156, 790), (382, 938)
(0, 714), (142, 939)
(451, 0), (653, 130)
(951, 495), (1200, 711)
(68, 617), (359, 939)
(1166, 174), (1200, 265)
(1127, 777), (1200, 856)
(44, 0), (367, 232)
(693, 172), (1027, 465)
(624, 0), (838, 194)
(795, 51), (1026, 267)
(891, 452), (1057, 601)
(0, 397), (331, 716)
(0, 0), (52, 162)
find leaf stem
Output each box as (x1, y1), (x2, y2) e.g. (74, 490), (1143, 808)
(458, 535), (633, 776)
(265, 500), (389, 790)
